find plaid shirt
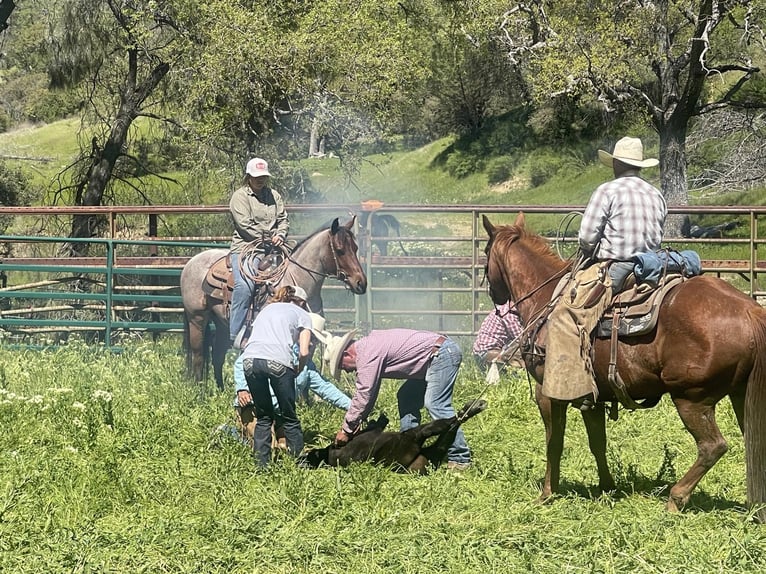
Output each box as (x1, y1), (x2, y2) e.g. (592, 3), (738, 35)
(343, 329), (446, 434)
(472, 302), (522, 355)
(579, 175), (666, 261)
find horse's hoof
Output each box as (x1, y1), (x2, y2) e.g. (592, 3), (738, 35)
(599, 481), (616, 493)
(536, 493), (556, 506)
(666, 497), (683, 513)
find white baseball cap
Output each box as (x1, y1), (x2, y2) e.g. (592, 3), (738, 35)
(245, 157), (271, 177)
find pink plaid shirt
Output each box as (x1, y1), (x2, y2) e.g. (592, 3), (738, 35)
(343, 329), (445, 434)
(472, 302), (522, 355)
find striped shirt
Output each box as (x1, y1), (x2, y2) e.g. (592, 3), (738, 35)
(578, 175), (667, 261)
(472, 302), (523, 355)
(343, 329), (446, 434)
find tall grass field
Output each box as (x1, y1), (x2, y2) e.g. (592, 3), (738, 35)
(1, 338), (764, 573)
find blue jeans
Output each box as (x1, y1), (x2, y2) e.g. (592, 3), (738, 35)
(397, 339), (470, 464)
(244, 357), (303, 467)
(229, 252), (261, 341)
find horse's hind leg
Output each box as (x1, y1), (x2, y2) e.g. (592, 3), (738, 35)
(185, 313), (207, 382)
(536, 385), (567, 501)
(580, 404), (615, 492)
(668, 396), (728, 512)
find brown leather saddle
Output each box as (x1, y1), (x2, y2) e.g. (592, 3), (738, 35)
(203, 254), (235, 303)
(596, 274), (684, 339)
(595, 274), (685, 413)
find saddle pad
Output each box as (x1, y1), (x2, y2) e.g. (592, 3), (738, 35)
(596, 275), (684, 338)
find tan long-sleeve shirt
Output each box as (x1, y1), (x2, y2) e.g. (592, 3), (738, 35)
(229, 185), (289, 253)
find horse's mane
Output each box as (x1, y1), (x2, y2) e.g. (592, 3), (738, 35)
(494, 224), (569, 272)
(293, 219), (354, 253)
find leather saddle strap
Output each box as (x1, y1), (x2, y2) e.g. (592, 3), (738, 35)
(607, 307), (650, 412)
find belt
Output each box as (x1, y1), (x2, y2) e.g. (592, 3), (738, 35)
(429, 335), (447, 358)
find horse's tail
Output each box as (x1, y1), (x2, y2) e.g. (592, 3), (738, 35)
(745, 308), (766, 522)
(202, 323), (212, 380)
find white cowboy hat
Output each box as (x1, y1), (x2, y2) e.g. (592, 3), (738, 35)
(323, 329), (358, 380)
(290, 285), (308, 302)
(245, 157), (271, 178)
(307, 313), (330, 343)
(598, 137), (659, 169)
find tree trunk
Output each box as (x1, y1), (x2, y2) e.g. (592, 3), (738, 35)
(68, 51), (169, 256)
(309, 118), (319, 157)
(657, 126), (689, 239)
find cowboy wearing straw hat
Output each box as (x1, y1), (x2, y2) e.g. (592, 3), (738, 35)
(543, 137), (666, 410)
(317, 327), (473, 470)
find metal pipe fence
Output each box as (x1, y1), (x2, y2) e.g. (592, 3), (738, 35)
(0, 204), (762, 348)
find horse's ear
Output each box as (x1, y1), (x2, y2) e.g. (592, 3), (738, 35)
(482, 214), (496, 238)
(344, 214), (356, 230)
(514, 212), (525, 228)
(331, 217), (340, 234)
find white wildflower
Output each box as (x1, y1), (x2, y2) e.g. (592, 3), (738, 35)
(27, 395), (44, 404)
(71, 402), (86, 411)
(65, 446), (78, 453)
(92, 390), (113, 402)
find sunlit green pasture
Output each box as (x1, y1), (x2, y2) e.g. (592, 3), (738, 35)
(0, 339), (763, 573)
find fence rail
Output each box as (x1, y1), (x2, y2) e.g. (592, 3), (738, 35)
(0, 204), (762, 347)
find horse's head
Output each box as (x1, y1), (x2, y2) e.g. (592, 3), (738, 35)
(330, 216), (367, 294)
(482, 213), (523, 306)
(483, 212), (571, 313)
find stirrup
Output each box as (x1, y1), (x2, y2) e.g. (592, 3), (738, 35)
(571, 394), (596, 412)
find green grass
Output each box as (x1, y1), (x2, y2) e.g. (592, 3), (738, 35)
(1, 340), (763, 573)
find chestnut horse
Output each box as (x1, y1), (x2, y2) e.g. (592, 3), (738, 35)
(483, 212), (766, 520)
(181, 216), (367, 389)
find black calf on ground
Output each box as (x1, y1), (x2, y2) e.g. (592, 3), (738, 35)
(299, 399), (488, 473)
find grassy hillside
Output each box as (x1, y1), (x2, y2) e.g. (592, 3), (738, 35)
(0, 116), (761, 218)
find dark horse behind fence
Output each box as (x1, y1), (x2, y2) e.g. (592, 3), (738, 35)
(180, 216), (367, 390)
(483, 212), (766, 521)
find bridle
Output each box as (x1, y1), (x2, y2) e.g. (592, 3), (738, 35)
(286, 228), (355, 285)
(485, 232), (571, 317)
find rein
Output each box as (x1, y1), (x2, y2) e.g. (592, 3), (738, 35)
(286, 231), (349, 284)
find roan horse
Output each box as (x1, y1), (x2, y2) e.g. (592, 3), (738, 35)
(482, 212), (766, 520)
(180, 216), (367, 390)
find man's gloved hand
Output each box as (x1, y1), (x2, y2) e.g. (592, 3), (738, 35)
(334, 429), (351, 447)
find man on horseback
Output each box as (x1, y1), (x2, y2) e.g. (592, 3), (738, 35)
(229, 157), (290, 348)
(544, 137), (666, 409)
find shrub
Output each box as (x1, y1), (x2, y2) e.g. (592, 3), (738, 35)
(486, 155), (517, 184)
(445, 150), (484, 179)
(526, 150), (566, 187)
